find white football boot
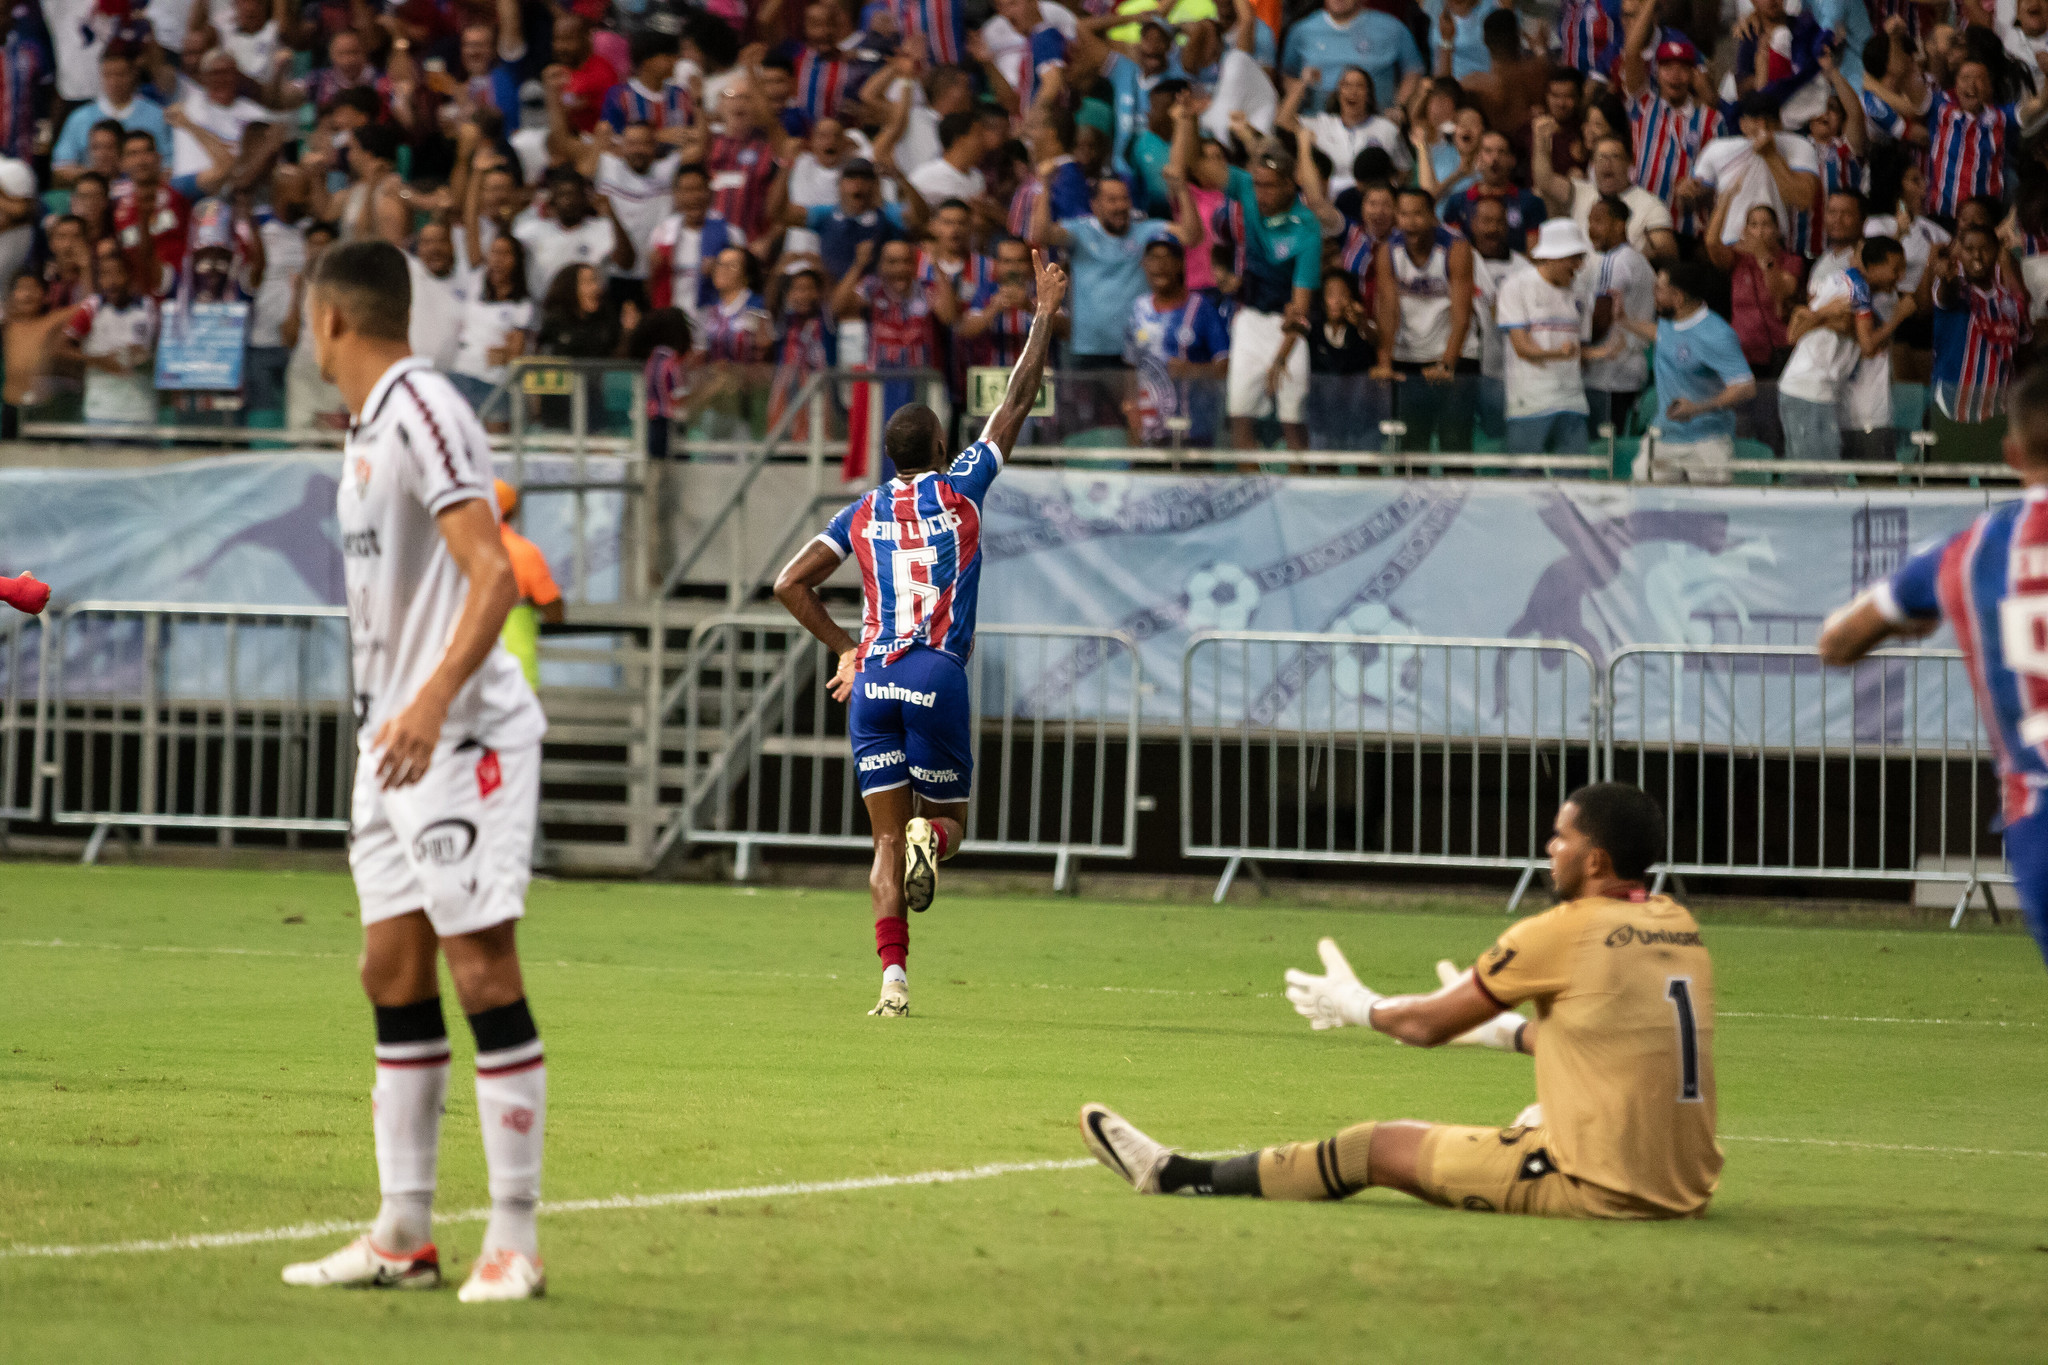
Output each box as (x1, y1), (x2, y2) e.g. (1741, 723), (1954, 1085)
(1078, 1104), (1173, 1194)
(903, 817), (939, 913)
(281, 1234), (441, 1289)
(458, 1247), (547, 1303)
(868, 980), (910, 1017)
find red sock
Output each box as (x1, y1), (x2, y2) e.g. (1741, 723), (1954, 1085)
(932, 822), (951, 859)
(874, 914), (908, 970)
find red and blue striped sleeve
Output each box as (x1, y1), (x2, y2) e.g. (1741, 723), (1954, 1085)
(944, 440), (1002, 505)
(1877, 534), (1958, 624)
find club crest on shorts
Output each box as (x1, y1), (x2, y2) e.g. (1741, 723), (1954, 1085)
(477, 749), (502, 798)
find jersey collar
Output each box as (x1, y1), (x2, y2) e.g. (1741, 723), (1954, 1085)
(354, 354), (432, 432)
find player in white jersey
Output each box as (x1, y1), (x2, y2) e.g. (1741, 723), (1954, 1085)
(279, 240), (551, 1303)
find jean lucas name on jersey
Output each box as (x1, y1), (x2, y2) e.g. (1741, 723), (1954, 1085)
(860, 509), (965, 540)
(864, 682), (938, 706)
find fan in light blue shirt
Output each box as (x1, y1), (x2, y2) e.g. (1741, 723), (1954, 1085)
(1282, 3), (1424, 111)
(1420, 0), (1502, 80)
(1653, 300), (1757, 444)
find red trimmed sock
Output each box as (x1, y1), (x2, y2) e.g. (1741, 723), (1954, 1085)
(875, 914), (909, 970)
(932, 822), (951, 859)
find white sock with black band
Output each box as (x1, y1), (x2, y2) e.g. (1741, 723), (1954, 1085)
(469, 998), (546, 1260)
(370, 997), (450, 1253)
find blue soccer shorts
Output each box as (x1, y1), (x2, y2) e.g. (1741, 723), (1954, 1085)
(2000, 803), (2048, 970)
(847, 645), (974, 804)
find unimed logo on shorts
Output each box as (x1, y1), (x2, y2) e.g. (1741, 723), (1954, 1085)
(859, 750), (906, 773)
(864, 682), (937, 706)
(412, 818), (478, 866)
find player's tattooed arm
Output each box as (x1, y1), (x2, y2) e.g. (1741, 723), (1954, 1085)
(978, 248), (1070, 460)
(373, 499), (519, 789)
(774, 543), (862, 702)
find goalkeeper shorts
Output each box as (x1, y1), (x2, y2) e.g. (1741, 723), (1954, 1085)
(1416, 1123), (1704, 1221)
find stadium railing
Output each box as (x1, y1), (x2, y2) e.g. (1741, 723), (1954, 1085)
(1178, 629), (1602, 907)
(647, 615), (1141, 886)
(39, 601), (356, 859)
(1604, 643), (2011, 926)
(0, 611), (50, 825)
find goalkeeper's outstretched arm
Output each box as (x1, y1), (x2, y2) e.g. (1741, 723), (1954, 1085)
(977, 248), (1068, 462)
(1284, 938), (1533, 1053)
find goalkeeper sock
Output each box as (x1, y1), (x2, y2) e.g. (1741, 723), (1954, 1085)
(1156, 1153), (1262, 1196)
(1255, 1123), (1376, 1201)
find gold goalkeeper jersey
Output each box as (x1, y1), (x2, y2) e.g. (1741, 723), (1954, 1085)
(1474, 891), (1723, 1216)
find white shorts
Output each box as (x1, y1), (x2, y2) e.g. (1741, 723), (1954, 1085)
(1226, 307), (1308, 424)
(1636, 435), (1734, 485)
(350, 739), (540, 937)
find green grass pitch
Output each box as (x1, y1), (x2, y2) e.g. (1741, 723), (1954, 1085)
(3, 863), (2045, 1363)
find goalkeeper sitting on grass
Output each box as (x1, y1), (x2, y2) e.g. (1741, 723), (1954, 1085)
(1081, 783), (1724, 1220)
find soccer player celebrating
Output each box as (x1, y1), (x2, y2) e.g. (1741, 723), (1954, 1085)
(1818, 365), (2048, 970)
(1082, 784), (1724, 1220)
(280, 241), (551, 1301)
(773, 248), (1069, 1018)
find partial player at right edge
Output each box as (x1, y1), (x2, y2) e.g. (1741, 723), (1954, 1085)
(773, 249), (1069, 1018)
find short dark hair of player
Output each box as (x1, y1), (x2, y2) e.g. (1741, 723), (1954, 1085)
(1564, 783), (1665, 882)
(841, 159), (878, 182)
(1548, 68), (1585, 94)
(1659, 259), (1718, 308)
(939, 109), (977, 150)
(2009, 365), (2048, 467)
(884, 405), (947, 475)
(1597, 192), (1632, 224)
(89, 116), (125, 144)
(936, 196), (971, 218)
(1860, 234), (1904, 269)
(1829, 186), (1866, 217)
(676, 161), (710, 186)
(1396, 185), (1435, 212)
(120, 127), (156, 154)
(544, 165), (589, 193)
(311, 238), (412, 342)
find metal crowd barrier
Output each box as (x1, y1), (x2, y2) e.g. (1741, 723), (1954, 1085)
(1604, 643), (2010, 925)
(653, 616), (1141, 887)
(1, 613), (49, 822)
(1180, 630), (1601, 906)
(43, 601), (356, 859)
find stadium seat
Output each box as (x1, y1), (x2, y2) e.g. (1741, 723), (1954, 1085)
(1732, 438), (1777, 486)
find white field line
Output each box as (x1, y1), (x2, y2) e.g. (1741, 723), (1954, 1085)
(4, 939), (2042, 1025)
(1724, 1135), (2048, 1159)
(0, 1158), (1099, 1261)
(5, 1136), (2045, 1263)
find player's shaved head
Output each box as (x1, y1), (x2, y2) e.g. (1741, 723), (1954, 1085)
(2008, 366), (2048, 470)
(311, 239), (412, 342)
(884, 405), (946, 475)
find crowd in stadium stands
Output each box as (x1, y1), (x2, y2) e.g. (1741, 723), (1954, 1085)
(0, 0), (2044, 476)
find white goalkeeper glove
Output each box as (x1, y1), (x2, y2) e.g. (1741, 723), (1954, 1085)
(1434, 959), (1528, 1052)
(1284, 937), (1382, 1030)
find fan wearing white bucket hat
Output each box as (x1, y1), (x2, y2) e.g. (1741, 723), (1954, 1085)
(1493, 218), (1597, 455)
